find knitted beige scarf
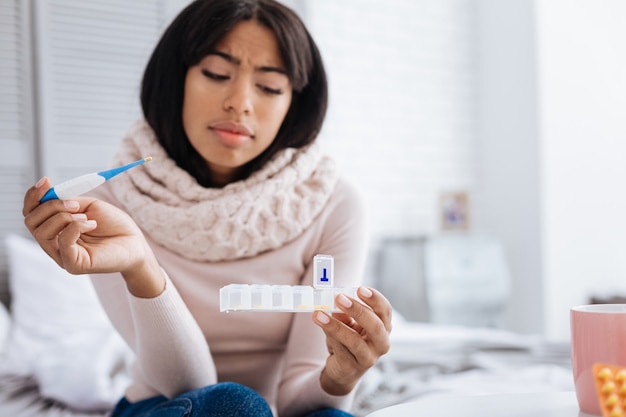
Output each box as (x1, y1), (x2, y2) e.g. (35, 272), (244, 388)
(107, 120), (338, 262)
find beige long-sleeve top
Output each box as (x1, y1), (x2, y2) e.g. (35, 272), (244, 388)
(89, 178), (368, 417)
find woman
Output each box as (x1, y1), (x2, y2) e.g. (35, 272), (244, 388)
(22, 1), (392, 416)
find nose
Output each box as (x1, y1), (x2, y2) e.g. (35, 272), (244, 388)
(223, 78), (252, 115)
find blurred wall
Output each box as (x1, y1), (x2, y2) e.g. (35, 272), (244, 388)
(536, 0), (626, 340)
(475, 0), (626, 340)
(304, 0), (481, 240)
(473, 0), (543, 335)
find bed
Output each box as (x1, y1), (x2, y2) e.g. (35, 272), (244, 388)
(0, 234), (575, 417)
(351, 314), (574, 415)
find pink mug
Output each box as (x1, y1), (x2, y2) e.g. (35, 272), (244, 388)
(571, 304), (626, 415)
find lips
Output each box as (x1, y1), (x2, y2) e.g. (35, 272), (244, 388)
(209, 121), (254, 147)
(210, 121), (253, 136)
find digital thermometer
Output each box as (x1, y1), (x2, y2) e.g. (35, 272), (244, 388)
(40, 157), (152, 203)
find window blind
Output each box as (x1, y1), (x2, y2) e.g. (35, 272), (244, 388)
(33, 0), (165, 180)
(0, 0), (36, 304)
(0, 0), (168, 305)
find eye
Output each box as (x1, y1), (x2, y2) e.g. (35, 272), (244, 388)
(257, 84), (283, 95)
(201, 69), (229, 81)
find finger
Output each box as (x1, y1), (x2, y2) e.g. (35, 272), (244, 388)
(314, 312), (363, 364)
(314, 311), (360, 337)
(325, 332), (355, 360)
(24, 198), (84, 269)
(37, 213), (92, 267)
(331, 312), (354, 326)
(313, 311), (378, 369)
(27, 200), (82, 242)
(356, 287), (393, 334)
(335, 293), (390, 356)
(22, 177), (52, 216)
(331, 312), (364, 335)
(324, 310), (367, 336)
(57, 217), (97, 273)
(320, 333), (362, 390)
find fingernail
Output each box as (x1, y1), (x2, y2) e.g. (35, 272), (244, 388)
(359, 287), (373, 298)
(337, 294), (352, 308)
(316, 311), (330, 324)
(64, 200), (79, 210)
(71, 213), (87, 221)
(35, 177), (46, 188)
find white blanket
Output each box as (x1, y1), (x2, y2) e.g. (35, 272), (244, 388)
(1, 234), (133, 412)
(352, 315), (574, 416)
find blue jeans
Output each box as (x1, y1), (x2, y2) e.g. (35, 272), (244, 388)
(110, 382), (354, 417)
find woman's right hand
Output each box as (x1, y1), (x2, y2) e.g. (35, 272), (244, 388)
(23, 177), (165, 297)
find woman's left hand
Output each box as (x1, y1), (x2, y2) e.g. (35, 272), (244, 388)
(313, 287), (392, 395)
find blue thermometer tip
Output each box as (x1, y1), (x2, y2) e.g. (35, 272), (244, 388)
(97, 156), (152, 180)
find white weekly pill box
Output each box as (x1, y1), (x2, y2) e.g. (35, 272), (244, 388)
(219, 284), (358, 313)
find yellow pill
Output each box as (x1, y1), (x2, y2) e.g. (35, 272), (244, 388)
(599, 367), (615, 381)
(607, 394), (620, 407)
(611, 406), (623, 417)
(619, 385), (626, 396)
(604, 381), (618, 394)
(617, 370), (626, 383)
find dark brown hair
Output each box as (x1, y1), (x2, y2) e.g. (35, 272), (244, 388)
(140, 0), (328, 187)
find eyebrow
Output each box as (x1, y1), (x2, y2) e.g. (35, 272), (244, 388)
(208, 51), (287, 76)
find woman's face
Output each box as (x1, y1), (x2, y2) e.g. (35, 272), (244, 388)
(182, 20), (293, 186)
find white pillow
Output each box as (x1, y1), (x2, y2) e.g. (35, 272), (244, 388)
(1, 233), (133, 411)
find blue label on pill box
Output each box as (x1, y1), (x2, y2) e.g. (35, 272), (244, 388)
(314, 254), (334, 288)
